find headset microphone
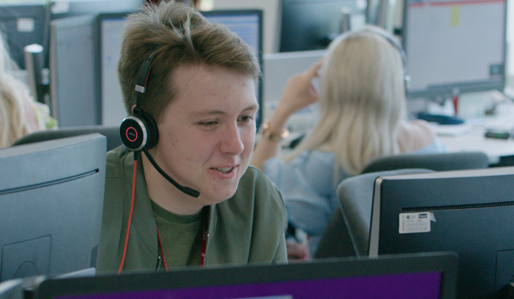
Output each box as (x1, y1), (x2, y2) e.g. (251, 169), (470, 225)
(119, 47), (200, 198)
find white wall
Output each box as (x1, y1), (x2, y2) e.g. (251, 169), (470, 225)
(507, 0), (514, 76)
(212, 0), (279, 54)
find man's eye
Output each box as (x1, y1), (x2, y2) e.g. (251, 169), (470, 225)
(239, 115), (254, 123)
(199, 121), (218, 126)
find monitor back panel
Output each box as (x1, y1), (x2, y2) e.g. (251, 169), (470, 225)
(0, 134), (106, 281)
(370, 167), (514, 299)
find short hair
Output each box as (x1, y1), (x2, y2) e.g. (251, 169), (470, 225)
(285, 25), (407, 175)
(118, 1), (260, 123)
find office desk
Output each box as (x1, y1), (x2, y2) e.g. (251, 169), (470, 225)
(435, 102), (514, 165)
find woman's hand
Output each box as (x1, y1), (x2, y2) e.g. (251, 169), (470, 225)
(250, 59), (323, 171)
(273, 59), (323, 120)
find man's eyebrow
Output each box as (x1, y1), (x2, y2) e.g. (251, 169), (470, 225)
(191, 104), (259, 116)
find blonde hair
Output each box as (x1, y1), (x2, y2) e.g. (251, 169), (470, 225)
(0, 34), (31, 148)
(118, 1), (260, 123)
(286, 25), (407, 175)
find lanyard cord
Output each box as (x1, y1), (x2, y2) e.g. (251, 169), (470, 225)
(156, 212), (208, 271)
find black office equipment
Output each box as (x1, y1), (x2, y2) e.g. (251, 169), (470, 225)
(416, 112), (465, 125)
(369, 166), (514, 299)
(278, 0), (366, 52)
(12, 125), (121, 152)
(35, 252), (457, 299)
(401, 0), (506, 101)
(0, 3), (49, 69)
(485, 130), (510, 140)
(0, 134), (106, 281)
(24, 43), (49, 105)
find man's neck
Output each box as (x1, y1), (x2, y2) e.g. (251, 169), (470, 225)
(141, 153), (203, 216)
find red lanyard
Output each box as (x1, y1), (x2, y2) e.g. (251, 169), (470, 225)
(156, 216), (208, 271)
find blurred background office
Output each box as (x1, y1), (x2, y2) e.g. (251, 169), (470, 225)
(1, 0), (514, 156)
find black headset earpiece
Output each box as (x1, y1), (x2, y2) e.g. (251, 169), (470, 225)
(120, 107), (159, 151)
(120, 49), (160, 151)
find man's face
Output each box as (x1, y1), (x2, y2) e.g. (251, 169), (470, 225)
(150, 64), (258, 206)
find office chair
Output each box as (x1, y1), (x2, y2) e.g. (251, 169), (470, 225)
(314, 151), (491, 259)
(314, 168), (434, 259)
(12, 125), (122, 151)
(360, 151), (489, 174)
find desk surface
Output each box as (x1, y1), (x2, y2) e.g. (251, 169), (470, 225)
(436, 102), (514, 164)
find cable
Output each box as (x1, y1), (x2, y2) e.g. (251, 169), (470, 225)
(118, 151), (139, 274)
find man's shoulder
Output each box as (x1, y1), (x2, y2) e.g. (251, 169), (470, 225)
(239, 166), (278, 192)
(230, 166), (285, 211)
(106, 145), (132, 178)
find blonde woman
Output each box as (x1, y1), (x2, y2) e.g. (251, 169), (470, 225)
(0, 33), (56, 148)
(251, 25), (445, 255)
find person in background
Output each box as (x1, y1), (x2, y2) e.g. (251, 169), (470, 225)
(0, 32), (57, 148)
(251, 25), (445, 255)
(97, 1), (287, 273)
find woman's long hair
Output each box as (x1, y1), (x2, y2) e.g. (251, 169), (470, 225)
(0, 33), (31, 148)
(285, 25), (407, 176)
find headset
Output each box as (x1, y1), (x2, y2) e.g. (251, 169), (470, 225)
(362, 28), (410, 94)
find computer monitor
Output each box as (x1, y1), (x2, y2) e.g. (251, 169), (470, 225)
(97, 9), (264, 128)
(0, 134), (106, 281)
(0, 3), (49, 70)
(49, 14), (99, 127)
(95, 13), (128, 127)
(402, 0), (506, 100)
(36, 252), (457, 299)
(278, 0), (366, 52)
(369, 166), (514, 299)
(263, 50), (325, 133)
(50, 0), (143, 20)
(201, 9), (263, 129)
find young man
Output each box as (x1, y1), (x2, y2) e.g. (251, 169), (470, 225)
(97, 1), (287, 273)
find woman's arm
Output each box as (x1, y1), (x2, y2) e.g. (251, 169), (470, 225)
(251, 60), (323, 170)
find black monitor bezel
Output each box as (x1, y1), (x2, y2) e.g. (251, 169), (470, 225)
(36, 252), (457, 299)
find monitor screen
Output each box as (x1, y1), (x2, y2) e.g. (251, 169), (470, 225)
(0, 134), (106, 281)
(0, 3), (49, 69)
(97, 13), (127, 127)
(263, 50), (325, 132)
(49, 14), (99, 127)
(97, 9), (264, 128)
(402, 0), (506, 100)
(369, 166), (514, 299)
(278, 0), (367, 52)
(50, 0), (143, 20)
(36, 252), (457, 299)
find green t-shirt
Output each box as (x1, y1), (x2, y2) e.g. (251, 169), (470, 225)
(151, 201), (204, 269)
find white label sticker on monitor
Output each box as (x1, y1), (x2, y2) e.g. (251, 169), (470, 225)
(17, 18), (34, 32)
(399, 212), (436, 234)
